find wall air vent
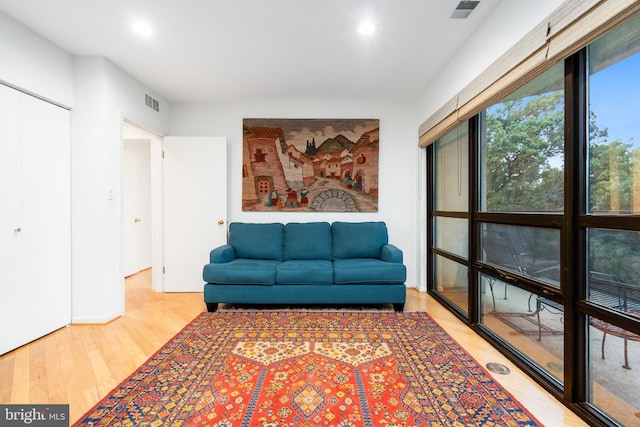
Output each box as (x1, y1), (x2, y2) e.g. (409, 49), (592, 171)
(451, 1), (479, 19)
(144, 93), (160, 112)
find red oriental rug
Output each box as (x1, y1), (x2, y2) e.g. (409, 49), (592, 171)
(74, 311), (543, 426)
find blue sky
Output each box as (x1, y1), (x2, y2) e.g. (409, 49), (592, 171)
(589, 53), (640, 147)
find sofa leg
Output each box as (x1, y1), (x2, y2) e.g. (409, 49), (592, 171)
(206, 303), (219, 312)
(393, 303), (404, 312)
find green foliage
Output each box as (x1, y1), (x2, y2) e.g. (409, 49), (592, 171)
(589, 229), (640, 283)
(485, 91), (637, 213)
(484, 91), (564, 211)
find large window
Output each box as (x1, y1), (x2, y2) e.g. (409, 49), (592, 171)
(431, 123), (469, 315)
(427, 12), (640, 427)
(586, 14), (640, 424)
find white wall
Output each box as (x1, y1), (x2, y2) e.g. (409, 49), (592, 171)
(415, 0), (564, 121)
(71, 56), (171, 323)
(169, 100), (420, 289)
(0, 10), (73, 107)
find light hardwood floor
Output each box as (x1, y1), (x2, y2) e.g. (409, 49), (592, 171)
(0, 269), (586, 425)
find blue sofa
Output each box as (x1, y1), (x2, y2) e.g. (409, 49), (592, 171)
(203, 221), (407, 311)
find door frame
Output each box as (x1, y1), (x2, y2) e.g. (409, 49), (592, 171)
(119, 117), (165, 316)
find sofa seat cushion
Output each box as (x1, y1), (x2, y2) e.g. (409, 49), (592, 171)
(333, 258), (406, 284)
(203, 259), (280, 285)
(276, 260), (333, 285)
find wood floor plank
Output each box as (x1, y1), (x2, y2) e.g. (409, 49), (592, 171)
(27, 339), (48, 404)
(91, 326), (133, 384)
(0, 351), (16, 403)
(42, 330), (68, 404)
(76, 326), (115, 398)
(10, 346), (30, 403)
(55, 324), (88, 421)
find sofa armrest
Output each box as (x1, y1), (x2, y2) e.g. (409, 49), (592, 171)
(381, 244), (403, 263)
(210, 244), (235, 263)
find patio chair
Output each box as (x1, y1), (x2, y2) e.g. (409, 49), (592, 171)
(589, 271), (640, 369)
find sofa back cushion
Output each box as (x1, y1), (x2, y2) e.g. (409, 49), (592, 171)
(332, 221), (388, 259)
(228, 222), (284, 261)
(284, 222), (332, 260)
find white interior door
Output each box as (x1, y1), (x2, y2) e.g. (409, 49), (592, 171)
(162, 136), (227, 292)
(123, 139), (152, 277)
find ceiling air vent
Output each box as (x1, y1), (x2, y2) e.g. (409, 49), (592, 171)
(451, 1), (480, 19)
(144, 93), (160, 112)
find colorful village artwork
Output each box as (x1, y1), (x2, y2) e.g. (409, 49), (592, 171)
(242, 118), (379, 212)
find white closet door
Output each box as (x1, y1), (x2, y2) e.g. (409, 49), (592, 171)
(162, 137), (227, 292)
(20, 94), (71, 341)
(0, 85), (24, 354)
(0, 86), (71, 355)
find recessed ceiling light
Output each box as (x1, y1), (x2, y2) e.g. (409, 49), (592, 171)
(132, 20), (153, 37)
(358, 21), (375, 35)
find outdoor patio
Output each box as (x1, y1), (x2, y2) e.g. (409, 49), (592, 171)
(438, 283), (640, 426)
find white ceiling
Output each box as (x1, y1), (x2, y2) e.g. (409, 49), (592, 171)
(0, 0), (502, 103)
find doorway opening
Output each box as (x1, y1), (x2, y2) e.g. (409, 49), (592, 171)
(121, 121), (162, 293)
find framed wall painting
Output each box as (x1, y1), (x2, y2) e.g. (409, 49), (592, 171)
(242, 118), (379, 212)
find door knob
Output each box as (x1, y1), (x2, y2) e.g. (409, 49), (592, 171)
(14, 227), (22, 233)
(217, 220), (225, 225)
(134, 217), (142, 223)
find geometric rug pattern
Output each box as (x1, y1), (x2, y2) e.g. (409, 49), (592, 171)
(73, 311), (543, 426)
